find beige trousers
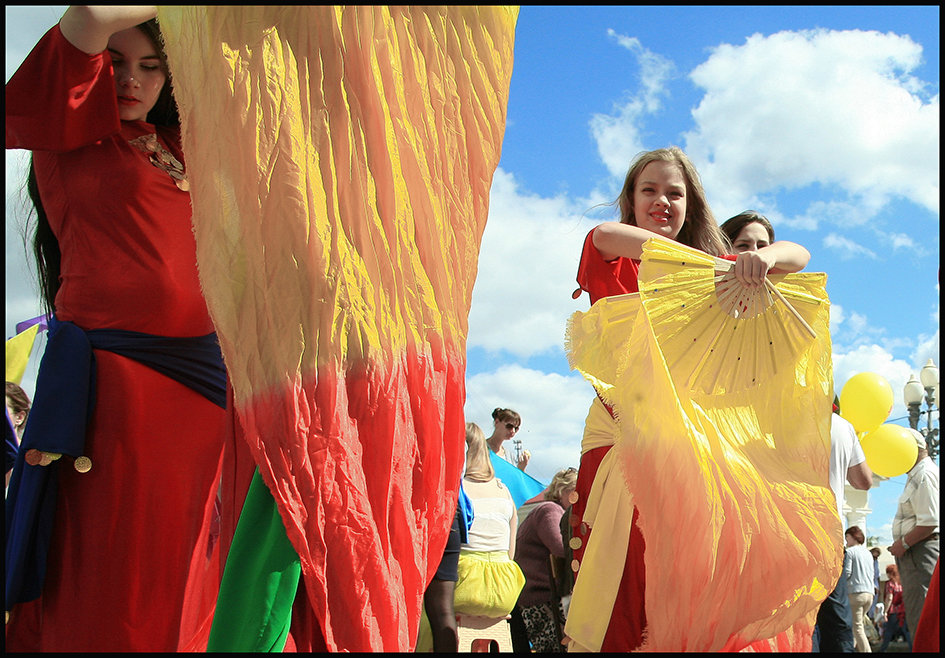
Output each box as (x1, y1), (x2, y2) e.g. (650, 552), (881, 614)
(848, 591), (874, 652)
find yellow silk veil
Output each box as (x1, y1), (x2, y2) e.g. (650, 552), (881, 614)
(564, 239), (841, 652)
(156, 6), (517, 651)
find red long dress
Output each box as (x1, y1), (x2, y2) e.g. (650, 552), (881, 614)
(570, 227), (648, 650)
(5, 24), (224, 651)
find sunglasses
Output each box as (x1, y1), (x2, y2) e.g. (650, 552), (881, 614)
(505, 423), (520, 431)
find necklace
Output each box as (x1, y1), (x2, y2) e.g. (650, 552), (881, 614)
(128, 133), (190, 191)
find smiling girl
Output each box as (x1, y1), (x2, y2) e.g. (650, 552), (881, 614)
(6, 6), (225, 651)
(568, 146), (811, 651)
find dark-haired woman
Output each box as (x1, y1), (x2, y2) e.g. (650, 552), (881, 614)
(487, 407), (530, 470)
(720, 210), (776, 253)
(5, 6), (225, 651)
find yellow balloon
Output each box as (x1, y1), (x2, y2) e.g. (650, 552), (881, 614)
(839, 372), (894, 434)
(860, 424), (919, 478)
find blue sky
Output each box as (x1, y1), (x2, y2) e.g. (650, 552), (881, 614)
(5, 6), (940, 545)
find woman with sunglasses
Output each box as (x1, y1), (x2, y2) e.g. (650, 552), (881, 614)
(487, 407), (529, 471)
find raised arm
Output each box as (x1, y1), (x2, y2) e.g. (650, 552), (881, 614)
(593, 220), (811, 289)
(59, 5), (158, 54)
(733, 240), (811, 286)
(591, 221), (676, 262)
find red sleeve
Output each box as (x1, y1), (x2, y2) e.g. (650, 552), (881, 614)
(572, 225), (641, 305)
(5, 24), (120, 152)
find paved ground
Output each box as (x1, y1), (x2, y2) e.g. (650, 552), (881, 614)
(869, 634), (912, 652)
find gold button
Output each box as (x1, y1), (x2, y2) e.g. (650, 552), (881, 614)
(569, 537), (582, 550)
(74, 456), (92, 473)
(568, 491), (579, 505)
(570, 559), (580, 573)
(579, 522), (589, 536)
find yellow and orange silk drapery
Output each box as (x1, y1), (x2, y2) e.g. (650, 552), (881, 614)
(565, 240), (841, 651)
(157, 6), (517, 651)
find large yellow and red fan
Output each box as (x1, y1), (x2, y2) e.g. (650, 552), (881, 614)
(637, 238), (828, 396)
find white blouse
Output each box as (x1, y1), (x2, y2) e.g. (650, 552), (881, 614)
(462, 478), (515, 553)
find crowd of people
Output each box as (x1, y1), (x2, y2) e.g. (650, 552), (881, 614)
(4, 5), (939, 654)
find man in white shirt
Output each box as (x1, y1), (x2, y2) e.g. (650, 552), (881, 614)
(888, 431), (939, 634)
(813, 410), (873, 652)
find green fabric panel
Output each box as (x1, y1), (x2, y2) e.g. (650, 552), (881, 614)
(207, 469), (301, 652)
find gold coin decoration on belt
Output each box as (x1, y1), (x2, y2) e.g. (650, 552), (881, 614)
(24, 449), (43, 466)
(74, 456), (92, 473)
(569, 537), (583, 550)
(25, 450), (62, 466)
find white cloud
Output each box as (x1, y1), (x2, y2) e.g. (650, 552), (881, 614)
(847, 312), (871, 336)
(789, 199), (881, 232)
(682, 29), (939, 222)
(909, 321), (940, 379)
(464, 363), (593, 483)
(589, 31), (674, 177)
(589, 104), (649, 179)
(467, 168), (596, 359)
(880, 231), (920, 252)
(606, 30), (674, 113)
(822, 233), (878, 260)
(829, 302), (846, 335)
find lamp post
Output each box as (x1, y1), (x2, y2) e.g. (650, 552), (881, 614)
(512, 438), (523, 466)
(904, 359), (940, 461)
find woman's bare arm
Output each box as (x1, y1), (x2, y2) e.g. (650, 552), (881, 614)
(591, 221), (675, 261)
(59, 5), (158, 55)
(734, 241), (811, 286)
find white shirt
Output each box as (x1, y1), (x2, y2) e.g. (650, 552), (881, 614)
(828, 415), (867, 525)
(892, 456), (940, 540)
(462, 478), (515, 553)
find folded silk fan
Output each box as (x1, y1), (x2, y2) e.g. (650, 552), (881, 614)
(637, 238), (827, 396)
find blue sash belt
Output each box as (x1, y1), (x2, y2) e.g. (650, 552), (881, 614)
(5, 316), (226, 610)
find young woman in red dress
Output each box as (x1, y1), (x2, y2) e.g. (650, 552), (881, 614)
(6, 6), (226, 651)
(567, 147), (811, 650)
